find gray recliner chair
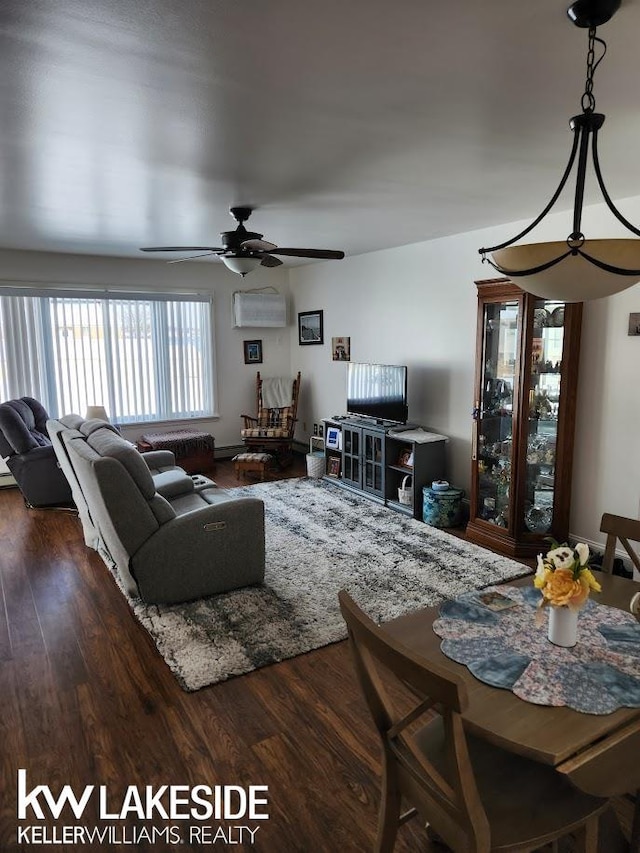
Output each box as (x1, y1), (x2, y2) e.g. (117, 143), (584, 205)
(0, 396), (72, 507)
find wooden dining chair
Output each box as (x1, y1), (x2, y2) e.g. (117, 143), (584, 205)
(338, 590), (609, 852)
(599, 512), (640, 853)
(600, 512), (640, 577)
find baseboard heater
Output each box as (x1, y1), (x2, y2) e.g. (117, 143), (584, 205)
(0, 472), (16, 489)
(232, 292), (287, 328)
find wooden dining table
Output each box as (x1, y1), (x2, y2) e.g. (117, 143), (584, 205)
(384, 570), (640, 844)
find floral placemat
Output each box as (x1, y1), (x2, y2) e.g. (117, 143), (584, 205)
(433, 586), (640, 715)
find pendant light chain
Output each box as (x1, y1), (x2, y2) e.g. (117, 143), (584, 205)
(581, 27), (607, 114)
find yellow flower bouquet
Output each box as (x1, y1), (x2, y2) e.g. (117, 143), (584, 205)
(534, 542), (601, 611)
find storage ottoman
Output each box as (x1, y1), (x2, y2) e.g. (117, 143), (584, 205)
(233, 452), (274, 481)
(137, 429), (215, 475)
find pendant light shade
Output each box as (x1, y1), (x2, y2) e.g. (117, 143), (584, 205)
(479, 0), (640, 301)
(492, 239), (640, 301)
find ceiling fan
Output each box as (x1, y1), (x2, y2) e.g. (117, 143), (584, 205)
(140, 206), (345, 276)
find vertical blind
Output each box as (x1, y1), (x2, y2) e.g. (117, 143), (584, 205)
(0, 289), (215, 423)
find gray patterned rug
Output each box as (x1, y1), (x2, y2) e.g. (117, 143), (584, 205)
(125, 478), (530, 691)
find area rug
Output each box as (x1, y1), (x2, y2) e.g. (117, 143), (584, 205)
(123, 478), (530, 691)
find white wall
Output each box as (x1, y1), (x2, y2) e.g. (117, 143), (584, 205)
(289, 198), (640, 551)
(0, 249), (291, 449)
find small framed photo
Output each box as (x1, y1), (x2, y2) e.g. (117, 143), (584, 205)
(397, 448), (414, 468)
(326, 426), (341, 450)
(243, 339), (263, 364)
(629, 313), (640, 336)
(332, 336), (351, 361)
(327, 456), (341, 478)
(298, 310), (324, 345)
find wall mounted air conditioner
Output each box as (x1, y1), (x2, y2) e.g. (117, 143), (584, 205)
(232, 292), (287, 328)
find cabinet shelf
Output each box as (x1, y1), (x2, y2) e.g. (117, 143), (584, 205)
(388, 464), (414, 474)
(385, 499), (414, 516)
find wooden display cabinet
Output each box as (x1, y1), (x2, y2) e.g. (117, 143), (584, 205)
(466, 278), (583, 558)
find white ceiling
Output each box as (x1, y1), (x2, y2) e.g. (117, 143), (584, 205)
(2, 0), (640, 265)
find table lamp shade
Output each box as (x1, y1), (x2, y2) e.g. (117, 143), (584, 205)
(85, 405), (110, 422)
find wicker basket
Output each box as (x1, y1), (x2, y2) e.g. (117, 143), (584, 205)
(306, 452), (325, 479)
(398, 475), (412, 505)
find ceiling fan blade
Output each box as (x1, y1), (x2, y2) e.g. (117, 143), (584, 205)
(270, 248), (345, 260)
(140, 246), (223, 253)
(260, 255), (283, 268)
(167, 252), (217, 264)
(242, 239), (277, 251)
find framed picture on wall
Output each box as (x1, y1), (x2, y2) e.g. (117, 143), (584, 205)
(243, 339), (263, 364)
(332, 336), (350, 361)
(298, 310), (324, 345)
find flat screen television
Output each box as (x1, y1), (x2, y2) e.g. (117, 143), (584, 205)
(346, 363), (408, 424)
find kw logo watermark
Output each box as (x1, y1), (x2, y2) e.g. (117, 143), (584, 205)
(16, 770), (269, 846)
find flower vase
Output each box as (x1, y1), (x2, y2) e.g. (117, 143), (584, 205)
(547, 605), (578, 647)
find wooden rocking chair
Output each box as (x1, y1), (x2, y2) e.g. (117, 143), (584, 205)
(240, 371), (301, 467)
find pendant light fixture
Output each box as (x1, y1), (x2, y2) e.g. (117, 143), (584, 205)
(479, 0), (640, 301)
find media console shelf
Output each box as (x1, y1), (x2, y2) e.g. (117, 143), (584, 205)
(322, 417), (447, 520)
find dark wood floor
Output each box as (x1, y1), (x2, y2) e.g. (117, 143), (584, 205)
(0, 456), (633, 852)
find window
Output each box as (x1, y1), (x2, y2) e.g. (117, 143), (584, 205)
(0, 289), (215, 424)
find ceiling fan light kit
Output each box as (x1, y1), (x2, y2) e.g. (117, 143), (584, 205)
(140, 206), (345, 277)
(479, 0), (640, 301)
(222, 256), (262, 276)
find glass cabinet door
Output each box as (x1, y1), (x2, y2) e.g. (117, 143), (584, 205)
(342, 427), (361, 487)
(475, 298), (519, 529)
(363, 431), (384, 495)
(523, 299), (566, 535)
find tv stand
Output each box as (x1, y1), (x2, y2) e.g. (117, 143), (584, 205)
(321, 417), (447, 520)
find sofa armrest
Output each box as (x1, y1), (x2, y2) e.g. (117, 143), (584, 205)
(130, 498), (265, 604)
(141, 449), (177, 469)
(152, 469), (195, 499)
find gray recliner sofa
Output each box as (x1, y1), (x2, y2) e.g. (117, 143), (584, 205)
(48, 415), (199, 549)
(47, 416), (265, 604)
